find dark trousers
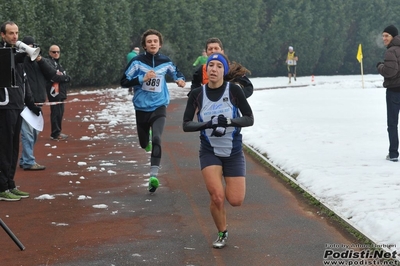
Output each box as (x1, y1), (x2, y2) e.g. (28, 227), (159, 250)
(50, 102), (64, 138)
(0, 109), (22, 192)
(135, 106), (166, 167)
(386, 90), (400, 158)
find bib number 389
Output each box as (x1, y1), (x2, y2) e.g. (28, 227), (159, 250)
(142, 76), (163, 92)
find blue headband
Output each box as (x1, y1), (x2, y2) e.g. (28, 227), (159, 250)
(206, 53), (229, 76)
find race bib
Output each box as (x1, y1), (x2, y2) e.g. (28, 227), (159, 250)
(142, 75), (163, 92)
(287, 60), (295, 65)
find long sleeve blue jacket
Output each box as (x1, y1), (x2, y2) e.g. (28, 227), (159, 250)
(121, 51), (185, 112)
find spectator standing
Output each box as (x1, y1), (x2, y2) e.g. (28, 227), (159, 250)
(0, 21), (41, 201)
(46, 44), (71, 141)
(377, 25), (400, 162)
(19, 36), (56, 170)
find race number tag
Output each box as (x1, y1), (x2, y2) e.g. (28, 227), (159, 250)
(142, 75), (163, 92)
(287, 60), (294, 65)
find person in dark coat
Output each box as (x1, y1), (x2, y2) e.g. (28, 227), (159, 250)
(377, 25), (400, 162)
(19, 36), (57, 170)
(0, 21), (41, 201)
(46, 44), (71, 141)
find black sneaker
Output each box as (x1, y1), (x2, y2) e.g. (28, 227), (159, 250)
(386, 155), (398, 162)
(51, 133), (68, 141)
(212, 231), (228, 249)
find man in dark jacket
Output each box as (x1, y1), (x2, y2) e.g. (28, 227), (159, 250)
(377, 25), (400, 162)
(19, 36), (57, 170)
(46, 44), (71, 140)
(0, 21), (41, 201)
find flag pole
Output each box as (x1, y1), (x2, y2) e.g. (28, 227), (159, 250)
(356, 44), (364, 89)
(360, 59), (364, 89)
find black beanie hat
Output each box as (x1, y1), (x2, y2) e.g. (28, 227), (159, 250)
(383, 25), (398, 37)
(22, 36), (35, 45)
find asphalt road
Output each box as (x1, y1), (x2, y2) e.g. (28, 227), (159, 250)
(0, 89), (362, 266)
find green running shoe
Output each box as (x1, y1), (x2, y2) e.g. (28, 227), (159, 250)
(145, 129), (152, 152)
(10, 188), (30, 198)
(0, 190), (21, 201)
(148, 176), (159, 193)
(212, 231), (228, 249)
(145, 141), (152, 152)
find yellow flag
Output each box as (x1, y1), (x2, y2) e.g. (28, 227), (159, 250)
(356, 44), (363, 63)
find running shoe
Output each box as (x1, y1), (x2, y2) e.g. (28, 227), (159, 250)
(148, 176), (159, 193)
(0, 190), (21, 201)
(145, 141), (152, 152)
(10, 188), (30, 198)
(213, 231), (228, 249)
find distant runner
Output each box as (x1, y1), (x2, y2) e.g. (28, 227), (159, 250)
(286, 46), (298, 84)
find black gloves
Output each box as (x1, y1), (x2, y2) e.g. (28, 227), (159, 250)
(207, 114), (231, 128)
(376, 62), (384, 68)
(207, 114), (231, 137)
(29, 105), (42, 116)
(207, 115), (219, 128)
(217, 114), (231, 127)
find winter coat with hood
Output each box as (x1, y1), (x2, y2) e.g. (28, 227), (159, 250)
(377, 35), (400, 91)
